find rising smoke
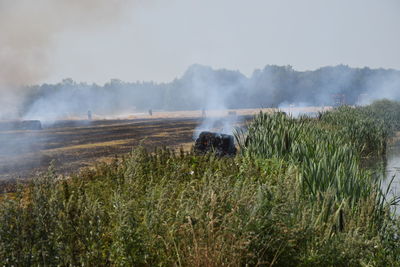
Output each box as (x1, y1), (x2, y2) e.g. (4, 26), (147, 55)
(10, 64), (400, 128)
(0, 0), (135, 119)
(0, 0), (138, 177)
(178, 65), (246, 137)
(1, 1), (399, 124)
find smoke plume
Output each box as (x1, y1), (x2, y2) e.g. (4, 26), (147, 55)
(180, 65), (246, 137)
(14, 64), (400, 124)
(0, 0), (135, 119)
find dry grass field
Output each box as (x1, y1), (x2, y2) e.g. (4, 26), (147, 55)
(0, 118), (199, 183)
(0, 107), (328, 186)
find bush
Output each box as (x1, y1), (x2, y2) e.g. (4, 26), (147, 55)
(1, 101), (400, 265)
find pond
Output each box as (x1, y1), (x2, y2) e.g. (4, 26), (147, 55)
(381, 142), (400, 205)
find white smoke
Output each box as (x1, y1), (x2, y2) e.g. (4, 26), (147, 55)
(0, 0), (136, 118)
(182, 64), (246, 138)
(358, 70), (400, 105)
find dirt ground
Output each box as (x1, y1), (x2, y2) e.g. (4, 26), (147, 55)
(0, 118), (201, 183)
(0, 107), (329, 186)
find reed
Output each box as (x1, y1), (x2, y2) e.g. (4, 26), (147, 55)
(1, 100), (400, 265)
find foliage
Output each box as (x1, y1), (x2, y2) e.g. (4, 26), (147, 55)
(0, 149), (397, 266)
(319, 106), (388, 156)
(1, 100), (400, 265)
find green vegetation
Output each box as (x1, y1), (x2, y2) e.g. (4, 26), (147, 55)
(2, 100), (400, 266)
(237, 112), (379, 206)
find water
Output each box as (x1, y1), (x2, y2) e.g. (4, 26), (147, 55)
(382, 142), (400, 203)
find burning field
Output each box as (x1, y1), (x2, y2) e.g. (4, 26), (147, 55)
(1, 101), (400, 265)
(0, 106), (328, 184)
(0, 117), (198, 182)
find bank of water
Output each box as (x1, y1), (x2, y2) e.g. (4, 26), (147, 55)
(381, 141), (400, 207)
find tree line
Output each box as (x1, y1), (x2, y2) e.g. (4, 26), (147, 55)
(20, 64), (400, 119)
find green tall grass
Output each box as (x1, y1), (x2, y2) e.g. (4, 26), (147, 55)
(236, 112), (379, 206)
(1, 100), (400, 265)
(1, 149), (397, 266)
(319, 105), (388, 156)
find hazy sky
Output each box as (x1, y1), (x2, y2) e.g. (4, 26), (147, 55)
(8, 0), (400, 84)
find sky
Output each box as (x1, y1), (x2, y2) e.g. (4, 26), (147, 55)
(2, 0), (400, 85)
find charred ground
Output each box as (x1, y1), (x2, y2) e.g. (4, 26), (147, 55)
(0, 107), (324, 189)
(0, 118), (201, 184)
